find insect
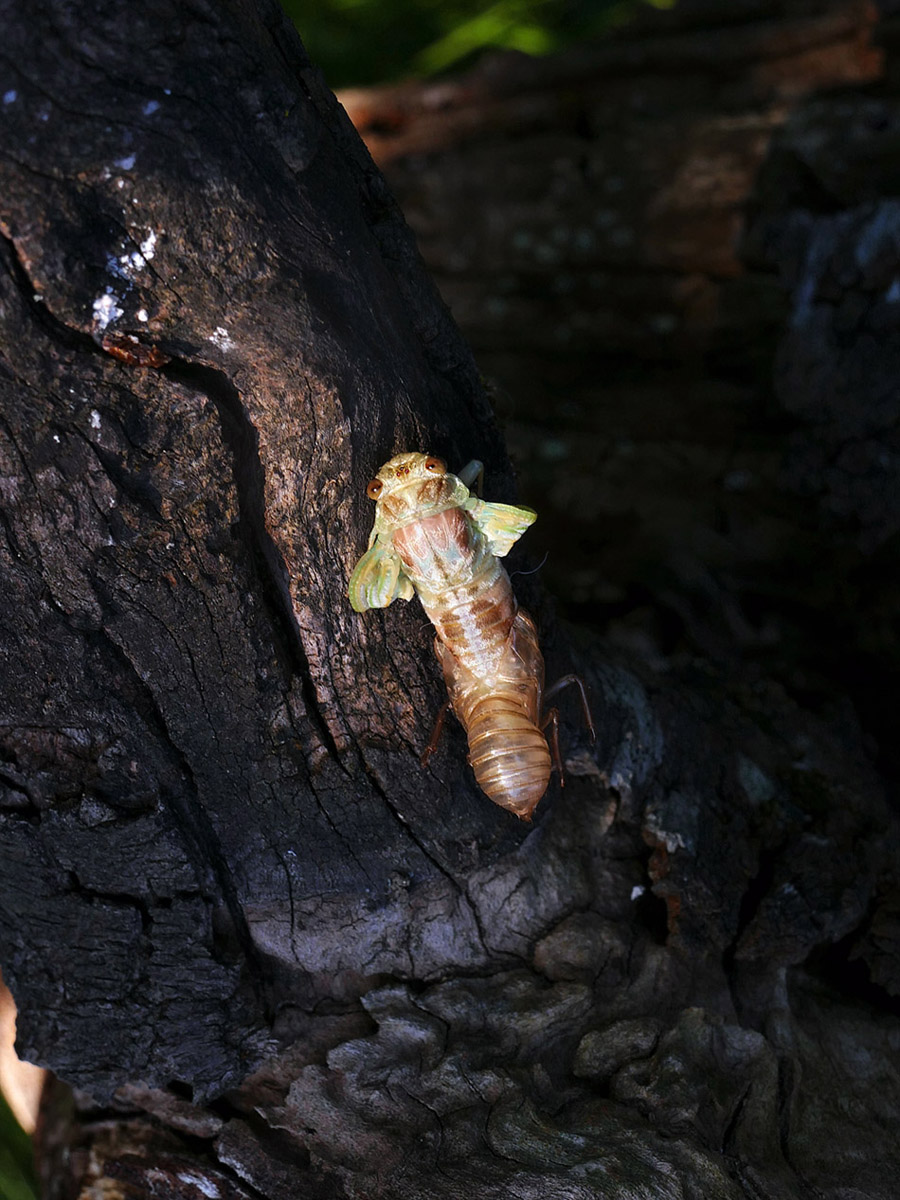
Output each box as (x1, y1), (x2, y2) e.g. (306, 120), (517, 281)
(349, 451), (593, 820)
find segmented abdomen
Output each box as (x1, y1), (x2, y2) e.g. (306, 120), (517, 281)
(465, 693), (551, 821)
(436, 609), (550, 820)
(390, 505), (551, 817)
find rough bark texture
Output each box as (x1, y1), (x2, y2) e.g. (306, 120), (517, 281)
(0, 1), (897, 1199)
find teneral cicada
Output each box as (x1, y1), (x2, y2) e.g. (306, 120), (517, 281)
(349, 452), (593, 821)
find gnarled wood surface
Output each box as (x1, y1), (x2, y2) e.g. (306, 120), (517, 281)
(0, 1), (896, 1198)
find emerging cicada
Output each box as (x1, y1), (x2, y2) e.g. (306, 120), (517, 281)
(349, 452), (593, 821)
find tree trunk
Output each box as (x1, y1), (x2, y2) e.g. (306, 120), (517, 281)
(0, 2), (897, 1198)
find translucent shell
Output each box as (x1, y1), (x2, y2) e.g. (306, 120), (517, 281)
(348, 451), (548, 818)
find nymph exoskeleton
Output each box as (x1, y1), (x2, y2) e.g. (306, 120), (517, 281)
(348, 452), (593, 820)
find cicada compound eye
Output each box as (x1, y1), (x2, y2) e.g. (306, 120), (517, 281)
(424, 456), (446, 475)
(366, 478), (384, 500)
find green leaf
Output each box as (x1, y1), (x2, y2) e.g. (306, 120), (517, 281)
(281, 0), (680, 88)
(0, 1087), (38, 1200)
(413, 1), (557, 76)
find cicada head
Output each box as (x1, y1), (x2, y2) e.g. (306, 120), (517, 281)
(366, 451), (467, 528)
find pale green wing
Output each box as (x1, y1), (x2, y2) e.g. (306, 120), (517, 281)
(463, 497), (537, 557)
(349, 543), (414, 612)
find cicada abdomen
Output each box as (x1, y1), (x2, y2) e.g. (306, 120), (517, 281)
(434, 609), (550, 820)
(348, 451), (592, 820)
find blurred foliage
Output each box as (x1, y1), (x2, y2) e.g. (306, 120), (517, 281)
(0, 1088), (37, 1200)
(283, 0), (676, 87)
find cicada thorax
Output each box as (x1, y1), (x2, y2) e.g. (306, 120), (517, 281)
(391, 505), (476, 587)
(392, 506), (517, 673)
(435, 609), (551, 822)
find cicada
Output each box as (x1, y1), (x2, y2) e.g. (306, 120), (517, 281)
(349, 452), (593, 821)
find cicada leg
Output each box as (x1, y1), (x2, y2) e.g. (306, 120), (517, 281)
(421, 700), (452, 768)
(457, 459), (484, 495)
(540, 706), (564, 787)
(543, 674), (596, 743)
(540, 674), (596, 789)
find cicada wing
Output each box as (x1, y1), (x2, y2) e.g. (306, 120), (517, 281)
(348, 544), (413, 612)
(464, 497), (537, 557)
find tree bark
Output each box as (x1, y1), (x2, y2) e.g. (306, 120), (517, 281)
(0, 2), (897, 1199)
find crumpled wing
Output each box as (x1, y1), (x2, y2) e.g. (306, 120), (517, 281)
(348, 543), (414, 612)
(464, 497), (537, 557)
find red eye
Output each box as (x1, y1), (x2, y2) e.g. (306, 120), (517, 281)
(366, 479), (383, 499)
(424, 457), (446, 475)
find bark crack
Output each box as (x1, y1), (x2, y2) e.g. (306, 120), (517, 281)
(360, 759), (500, 967)
(161, 355), (349, 774)
(1, 226), (348, 784)
(85, 621), (269, 1002)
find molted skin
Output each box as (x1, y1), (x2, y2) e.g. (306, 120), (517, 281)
(349, 452), (550, 820)
(435, 610), (549, 820)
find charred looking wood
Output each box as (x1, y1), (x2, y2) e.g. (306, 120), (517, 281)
(0, 0), (898, 1198)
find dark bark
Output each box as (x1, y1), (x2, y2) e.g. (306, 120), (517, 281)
(0, 2), (897, 1198)
(0, 0), (522, 1098)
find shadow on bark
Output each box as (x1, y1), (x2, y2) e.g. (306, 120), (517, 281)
(0, 1), (897, 1197)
